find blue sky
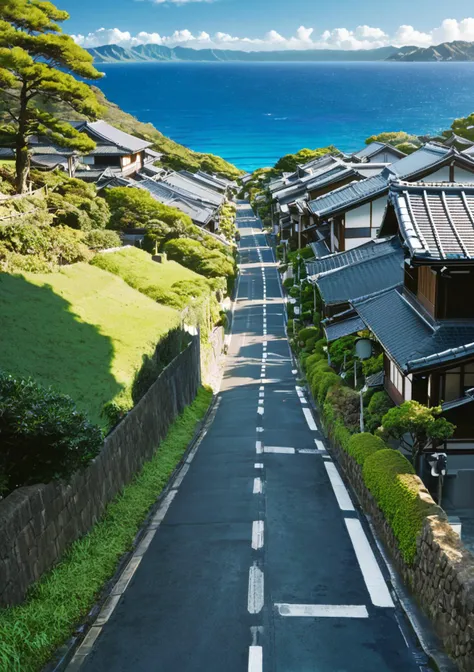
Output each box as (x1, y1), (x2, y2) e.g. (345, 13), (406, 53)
(60, 0), (474, 51)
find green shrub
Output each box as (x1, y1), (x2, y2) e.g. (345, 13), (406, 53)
(304, 336), (318, 353)
(315, 371), (343, 406)
(298, 326), (319, 344)
(283, 277), (294, 289)
(325, 385), (360, 432)
(313, 311), (321, 327)
(328, 335), (356, 369)
(289, 285), (300, 298)
(301, 310), (312, 323)
(322, 397), (352, 451)
(105, 187), (194, 232)
(348, 433), (386, 466)
(362, 353), (384, 377)
(365, 391), (394, 433)
(0, 372), (102, 495)
(307, 358), (331, 388)
(363, 449), (439, 563)
(84, 229), (121, 250)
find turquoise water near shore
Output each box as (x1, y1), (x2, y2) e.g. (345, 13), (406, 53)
(96, 61), (474, 171)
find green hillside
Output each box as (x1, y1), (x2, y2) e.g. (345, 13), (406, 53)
(0, 264), (180, 427)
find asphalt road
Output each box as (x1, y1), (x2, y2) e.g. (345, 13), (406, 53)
(78, 202), (428, 672)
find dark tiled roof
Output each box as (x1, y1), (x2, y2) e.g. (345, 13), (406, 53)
(72, 120), (151, 153)
(308, 143), (468, 219)
(314, 248), (403, 306)
(366, 370), (385, 388)
(353, 287), (474, 372)
(306, 236), (400, 276)
(162, 172), (224, 207)
(308, 174), (389, 218)
(309, 239), (331, 259)
(389, 181), (474, 261)
(324, 315), (366, 342)
(135, 177), (215, 225)
(353, 142), (406, 161)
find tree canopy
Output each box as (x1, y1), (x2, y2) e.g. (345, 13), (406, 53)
(379, 401), (455, 468)
(0, 0), (104, 192)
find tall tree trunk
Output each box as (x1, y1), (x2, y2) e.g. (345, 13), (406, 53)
(15, 79), (29, 194)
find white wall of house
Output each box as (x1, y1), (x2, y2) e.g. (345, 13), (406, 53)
(372, 197), (387, 235)
(345, 202), (370, 228)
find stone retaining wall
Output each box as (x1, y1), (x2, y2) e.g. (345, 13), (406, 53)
(0, 337), (201, 607)
(329, 433), (474, 672)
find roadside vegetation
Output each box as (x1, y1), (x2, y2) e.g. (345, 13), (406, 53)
(283, 265), (450, 564)
(0, 386), (212, 672)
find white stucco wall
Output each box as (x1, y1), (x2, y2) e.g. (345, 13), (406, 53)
(454, 167), (474, 183)
(421, 167), (451, 182)
(371, 197), (387, 236)
(345, 202), (370, 228)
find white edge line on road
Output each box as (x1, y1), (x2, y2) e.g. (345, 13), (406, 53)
(314, 439), (326, 452)
(255, 462), (263, 469)
(253, 477), (263, 494)
(256, 440), (263, 454)
(302, 407), (318, 431)
(324, 462), (354, 512)
(248, 564), (264, 614)
(276, 604), (369, 618)
(248, 646), (263, 672)
(344, 518), (395, 608)
(252, 520), (264, 549)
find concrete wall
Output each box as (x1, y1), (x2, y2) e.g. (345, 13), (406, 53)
(329, 435), (474, 672)
(0, 338), (201, 608)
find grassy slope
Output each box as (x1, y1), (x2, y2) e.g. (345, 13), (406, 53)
(0, 386), (213, 672)
(0, 264), (179, 427)
(91, 247), (205, 300)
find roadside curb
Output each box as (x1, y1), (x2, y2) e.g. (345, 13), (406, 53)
(294, 357), (456, 672)
(45, 393), (220, 672)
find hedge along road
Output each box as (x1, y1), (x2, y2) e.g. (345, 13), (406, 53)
(74, 202), (427, 672)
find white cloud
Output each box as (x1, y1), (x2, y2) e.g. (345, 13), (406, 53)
(74, 18), (474, 52)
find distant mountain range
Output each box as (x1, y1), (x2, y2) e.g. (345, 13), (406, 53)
(86, 41), (474, 64)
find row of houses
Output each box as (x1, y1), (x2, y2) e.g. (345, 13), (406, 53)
(0, 120), (237, 235)
(271, 138), (474, 257)
(303, 179), (474, 507)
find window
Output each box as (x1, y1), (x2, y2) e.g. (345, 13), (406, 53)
(389, 359), (404, 396)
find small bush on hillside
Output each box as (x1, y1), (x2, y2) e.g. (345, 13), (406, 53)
(362, 353), (384, 377)
(0, 373), (102, 495)
(105, 187), (194, 232)
(84, 229), (122, 250)
(329, 335), (356, 370)
(325, 386), (360, 432)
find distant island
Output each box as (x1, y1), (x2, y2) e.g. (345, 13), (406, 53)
(87, 40), (474, 64)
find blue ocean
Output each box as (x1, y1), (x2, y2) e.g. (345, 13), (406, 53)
(96, 62), (474, 171)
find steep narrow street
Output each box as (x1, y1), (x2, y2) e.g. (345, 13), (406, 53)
(77, 202), (427, 671)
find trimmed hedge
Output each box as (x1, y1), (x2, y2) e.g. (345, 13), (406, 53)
(363, 449), (439, 563)
(347, 432), (386, 466)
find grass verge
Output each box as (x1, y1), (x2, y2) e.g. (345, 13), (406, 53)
(0, 386), (213, 672)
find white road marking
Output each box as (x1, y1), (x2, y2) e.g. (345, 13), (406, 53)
(256, 440), (263, 454)
(298, 449), (318, 455)
(314, 439), (326, 451)
(248, 646), (263, 672)
(252, 521), (265, 549)
(300, 397), (308, 405)
(259, 392), (265, 398)
(303, 407), (318, 431)
(259, 385), (264, 390)
(172, 463), (190, 489)
(248, 564), (264, 614)
(257, 407), (264, 416)
(263, 341), (268, 347)
(264, 446), (295, 454)
(324, 462), (355, 511)
(255, 463), (263, 469)
(292, 369), (297, 374)
(322, 455), (332, 460)
(253, 477), (263, 494)
(262, 353), (268, 359)
(276, 604), (369, 618)
(257, 426), (264, 433)
(344, 518), (395, 608)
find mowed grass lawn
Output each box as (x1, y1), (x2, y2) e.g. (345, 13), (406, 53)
(91, 247), (210, 307)
(0, 264), (180, 427)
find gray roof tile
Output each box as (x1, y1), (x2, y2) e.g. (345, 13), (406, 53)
(306, 237), (400, 276)
(324, 315), (366, 342)
(314, 247), (404, 306)
(353, 287), (474, 372)
(390, 181), (474, 261)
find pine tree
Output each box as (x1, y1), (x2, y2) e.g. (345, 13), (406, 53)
(0, 0), (103, 193)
